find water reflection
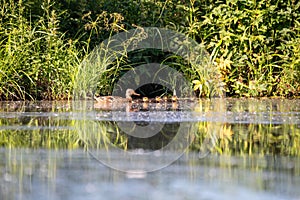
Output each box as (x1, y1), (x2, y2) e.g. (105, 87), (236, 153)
(0, 99), (299, 154)
(0, 149), (299, 200)
(0, 99), (299, 199)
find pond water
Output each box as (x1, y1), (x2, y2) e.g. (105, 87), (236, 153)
(0, 99), (299, 200)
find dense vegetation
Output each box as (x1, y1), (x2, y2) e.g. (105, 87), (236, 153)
(0, 0), (299, 100)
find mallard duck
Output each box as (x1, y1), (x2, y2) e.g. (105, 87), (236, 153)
(94, 89), (140, 103)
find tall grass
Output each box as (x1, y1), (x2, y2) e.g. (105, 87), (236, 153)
(0, 0), (80, 100)
(0, 0), (299, 99)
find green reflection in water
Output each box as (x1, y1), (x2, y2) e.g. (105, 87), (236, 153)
(0, 100), (299, 199)
(0, 100), (299, 156)
(191, 122), (300, 156)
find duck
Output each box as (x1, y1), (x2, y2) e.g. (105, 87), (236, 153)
(163, 96), (168, 102)
(160, 95), (178, 102)
(171, 89), (178, 102)
(155, 96), (162, 103)
(142, 97), (149, 102)
(94, 88), (140, 103)
(171, 95), (178, 102)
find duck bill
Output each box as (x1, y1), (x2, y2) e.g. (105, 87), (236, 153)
(133, 92), (140, 96)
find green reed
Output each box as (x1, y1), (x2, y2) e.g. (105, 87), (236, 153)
(0, 0), (299, 99)
(0, 0), (80, 100)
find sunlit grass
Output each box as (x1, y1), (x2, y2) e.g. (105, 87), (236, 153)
(0, 0), (80, 100)
(1, 0), (299, 99)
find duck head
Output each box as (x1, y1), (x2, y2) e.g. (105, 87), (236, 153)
(125, 89), (140, 101)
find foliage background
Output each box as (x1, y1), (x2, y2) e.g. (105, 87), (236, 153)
(0, 0), (299, 100)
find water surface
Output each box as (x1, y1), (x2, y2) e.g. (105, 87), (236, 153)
(0, 99), (299, 199)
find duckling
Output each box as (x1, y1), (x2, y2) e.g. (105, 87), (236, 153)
(140, 97), (149, 111)
(163, 96), (168, 102)
(171, 95), (178, 102)
(142, 96), (149, 102)
(155, 96), (163, 103)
